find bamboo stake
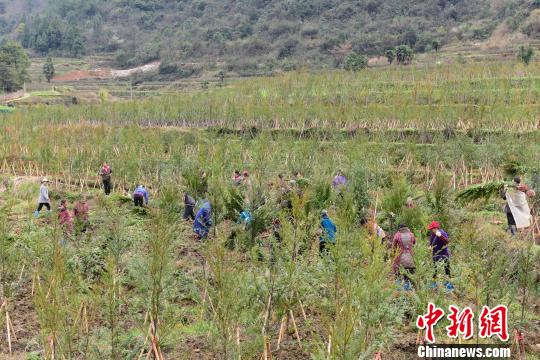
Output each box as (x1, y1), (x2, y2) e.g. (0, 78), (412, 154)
(276, 315), (287, 350)
(236, 326), (241, 360)
(7, 310), (17, 340)
(289, 310), (301, 349)
(327, 335), (331, 355)
(18, 264), (25, 283)
(298, 299), (307, 321)
(5, 311), (12, 354)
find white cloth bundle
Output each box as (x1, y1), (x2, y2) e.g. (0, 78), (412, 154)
(506, 189), (532, 229)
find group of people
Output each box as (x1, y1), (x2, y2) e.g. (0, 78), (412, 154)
(318, 208), (452, 291)
(34, 177), (89, 236)
(34, 163), (535, 291)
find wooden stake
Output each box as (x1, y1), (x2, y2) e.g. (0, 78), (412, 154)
(298, 299), (307, 321)
(18, 264), (25, 283)
(7, 311), (17, 341)
(289, 310), (301, 349)
(236, 326), (241, 360)
(327, 335), (331, 355)
(277, 315), (287, 350)
(5, 311), (12, 354)
(416, 329), (424, 345)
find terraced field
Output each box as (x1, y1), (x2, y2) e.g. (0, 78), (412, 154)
(0, 57), (538, 359)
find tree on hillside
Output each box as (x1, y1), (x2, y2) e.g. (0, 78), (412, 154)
(0, 42), (30, 92)
(517, 45), (534, 65)
(344, 52), (368, 71)
(43, 55), (55, 83)
(385, 49), (395, 64)
(395, 45), (414, 65)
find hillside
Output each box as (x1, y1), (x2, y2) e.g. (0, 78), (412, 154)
(0, 0), (539, 74)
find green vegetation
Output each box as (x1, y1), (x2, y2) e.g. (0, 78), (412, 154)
(42, 55), (55, 83)
(0, 41), (30, 92)
(10, 61), (540, 131)
(517, 45), (535, 65)
(344, 52), (368, 71)
(20, 16), (85, 57)
(0, 104), (13, 112)
(0, 48), (538, 358)
(395, 44), (414, 65)
(0, 0), (538, 72)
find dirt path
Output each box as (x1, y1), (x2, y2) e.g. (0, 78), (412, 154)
(53, 62), (161, 82)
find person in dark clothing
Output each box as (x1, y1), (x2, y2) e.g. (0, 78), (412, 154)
(183, 193), (196, 220)
(428, 221), (453, 290)
(100, 162), (112, 195)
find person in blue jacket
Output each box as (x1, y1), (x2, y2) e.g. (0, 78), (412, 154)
(194, 201), (212, 240)
(319, 209), (336, 253)
(133, 185), (149, 207)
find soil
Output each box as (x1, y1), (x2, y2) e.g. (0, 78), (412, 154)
(52, 62), (161, 82)
(1, 281), (40, 355)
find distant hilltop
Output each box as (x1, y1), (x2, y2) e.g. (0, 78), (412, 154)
(1, 0), (538, 73)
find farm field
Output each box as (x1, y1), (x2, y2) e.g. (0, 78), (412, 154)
(0, 59), (539, 359)
(11, 60), (540, 131)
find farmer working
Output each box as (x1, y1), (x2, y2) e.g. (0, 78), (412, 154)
(319, 210), (337, 253)
(58, 199), (73, 235)
(391, 224), (416, 290)
(73, 196), (90, 232)
(332, 170), (347, 190)
(194, 201), (212, 240)
(100, 162), (112, 195)
(232, 170), (243, 185)
(500, 176), (534, 236)
(133, 185), (149, 207)
(34, 178), (51, 217)
(428, 221), (453, 289)
(183, 192), (196, 220)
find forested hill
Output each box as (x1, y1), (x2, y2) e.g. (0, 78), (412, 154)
(0, 0), (539, 70)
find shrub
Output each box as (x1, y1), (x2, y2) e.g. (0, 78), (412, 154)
(344, 52), (368, 71)
(395, 45), (413, 64)
(517, 45), (534, 65)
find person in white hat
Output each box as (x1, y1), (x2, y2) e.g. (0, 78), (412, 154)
(34, 178), (51, 217)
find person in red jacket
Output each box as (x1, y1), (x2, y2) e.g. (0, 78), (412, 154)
(100, 162), (113, 195)
(58, 199), (73, 235)
(73, 196), (89, 233)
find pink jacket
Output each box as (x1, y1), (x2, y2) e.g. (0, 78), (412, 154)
(73, 201), (89, 221)
(58, 206), (73, 233)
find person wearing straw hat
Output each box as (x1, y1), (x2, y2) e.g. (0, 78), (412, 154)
(34, 178), (51, 217)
